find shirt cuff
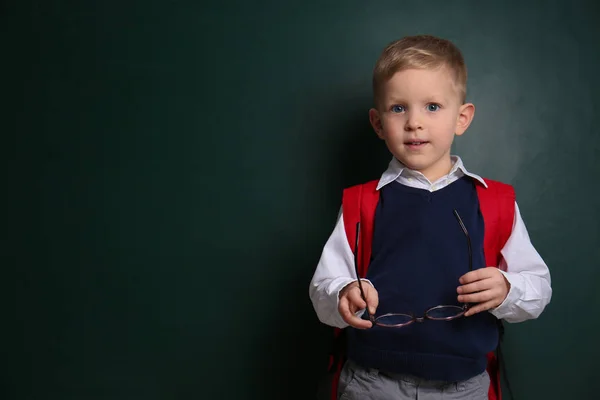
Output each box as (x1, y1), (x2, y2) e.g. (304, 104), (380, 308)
(488, 270), (525, 319)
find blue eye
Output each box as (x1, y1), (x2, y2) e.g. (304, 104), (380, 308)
(391, 105), (405, 113)
(427, 103), (440, 112)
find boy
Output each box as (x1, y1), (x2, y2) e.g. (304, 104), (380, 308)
(309, 35), (552, 400)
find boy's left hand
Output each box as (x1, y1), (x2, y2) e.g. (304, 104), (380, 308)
(457, 268), (510, 316)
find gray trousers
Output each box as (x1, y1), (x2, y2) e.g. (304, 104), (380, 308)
(338, 359), (489, 400)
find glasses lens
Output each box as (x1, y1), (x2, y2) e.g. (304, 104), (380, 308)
(374, 313), (413, 327)
(425, 305), (465, 320)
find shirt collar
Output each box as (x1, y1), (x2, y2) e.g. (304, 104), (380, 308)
(376, 155), (488, 190)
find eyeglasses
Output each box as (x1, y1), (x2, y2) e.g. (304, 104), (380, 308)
(354, 209), (472, 328)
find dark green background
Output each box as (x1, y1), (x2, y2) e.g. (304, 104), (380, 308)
(4, 1), (599, 399)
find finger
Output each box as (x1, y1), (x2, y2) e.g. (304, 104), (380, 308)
(464, 300), (499, 317)
(347, 287), (367, 311)
(364, 285), (379, 314)
(347, 314), (373, 329)
(339, 297), (372, 328)
(338, 296), (352, 320)
(457, 278), (494, 294)
(458, 289), (495, 304)
(338, 296), (353, 319)
(459, 267), (494, 284)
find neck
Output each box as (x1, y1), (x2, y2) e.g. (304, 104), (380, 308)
(406, 156), (454, 183)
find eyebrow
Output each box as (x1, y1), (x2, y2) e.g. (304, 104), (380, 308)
(386, 96), (448, 104)
(423, 96), (447, 103)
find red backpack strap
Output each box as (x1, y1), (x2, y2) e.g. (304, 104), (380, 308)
(341, 180), (380, 277)
(475, 178), (516, 268)
(475, 178), (516, 400)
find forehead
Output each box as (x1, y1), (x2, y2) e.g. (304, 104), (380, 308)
(381, 67), (459, 102)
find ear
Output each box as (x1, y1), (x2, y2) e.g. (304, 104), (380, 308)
(369, 108), (385, 139)
(455, 102), (475, 136)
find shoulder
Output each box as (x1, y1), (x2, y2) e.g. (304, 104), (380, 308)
(479, 178), (515, 193)
(478, 178), (516, 200)
(342, 179), (380, 214)
(480, 177), (513, 189)
(343, 179), (380, 193)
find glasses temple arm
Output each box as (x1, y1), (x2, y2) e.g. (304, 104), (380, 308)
(453, 210), (473, 272)
(453, 210), (473, 310)
(353, 222), (373, 320)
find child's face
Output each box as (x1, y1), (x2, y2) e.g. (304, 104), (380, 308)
(369, 67), (474, 182)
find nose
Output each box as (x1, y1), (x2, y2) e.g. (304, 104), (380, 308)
(404, 110), (423, 131)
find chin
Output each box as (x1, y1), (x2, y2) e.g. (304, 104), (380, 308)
(395, 156), (430, 171)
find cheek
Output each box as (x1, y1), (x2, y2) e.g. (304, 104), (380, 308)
(382, 126), (404, 142)
(432, 118), (458, 136)
(382, 116), (405, 132)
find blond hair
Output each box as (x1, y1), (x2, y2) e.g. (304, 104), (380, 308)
(372, 35), (467, 106)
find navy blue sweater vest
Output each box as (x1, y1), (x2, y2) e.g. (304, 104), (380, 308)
(346, 176), (499, 382)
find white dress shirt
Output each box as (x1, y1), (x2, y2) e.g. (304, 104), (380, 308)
(309, 156), (552, 329)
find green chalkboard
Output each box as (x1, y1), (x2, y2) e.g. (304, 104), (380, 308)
(4, 1), (599, 399)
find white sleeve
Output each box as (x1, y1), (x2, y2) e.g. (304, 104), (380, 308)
(489, 202), (553, 323)
(308, 207), (371, 328)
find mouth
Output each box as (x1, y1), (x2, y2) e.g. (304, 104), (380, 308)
(404, 140), (430, 149)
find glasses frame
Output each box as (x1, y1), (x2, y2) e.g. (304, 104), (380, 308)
(354, 209), (473, 328)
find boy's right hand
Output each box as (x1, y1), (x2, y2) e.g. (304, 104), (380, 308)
(338, 280), (379, 329)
